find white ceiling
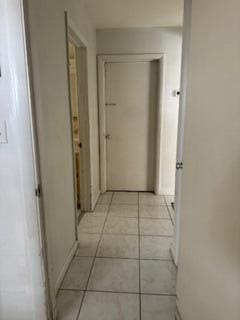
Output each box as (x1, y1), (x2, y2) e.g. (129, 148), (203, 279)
(84, 0), (183, 29)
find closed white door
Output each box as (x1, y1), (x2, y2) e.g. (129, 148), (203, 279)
(105, 61), (158, 191)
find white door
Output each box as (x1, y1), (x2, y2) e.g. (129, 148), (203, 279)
(173, 0), (192, 265)
(105, 61), (158, 191)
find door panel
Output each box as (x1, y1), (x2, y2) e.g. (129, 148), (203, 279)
(105, 61), (158, 191)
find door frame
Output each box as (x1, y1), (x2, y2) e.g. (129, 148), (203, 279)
(172, 0), (192, 266)
(22, 0), (54, 318)
(98, 54), (165, 194)
(65, 12), (92, 214)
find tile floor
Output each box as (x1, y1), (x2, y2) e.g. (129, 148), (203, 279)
(57, 192), (176, 320)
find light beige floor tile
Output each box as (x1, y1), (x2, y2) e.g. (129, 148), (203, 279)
(97, 192), (113, 205)
(112, 192), (138, 205)
(164, 195), (175, 206)
(104, 217), (138, 235)
(78, 215), (105, 234)
(109, 204), (138, 218)
(61, 257), (93, 290)
(85, 204), (109, 218)
(141, 294), (176, 320)
(139, 193), (166, 205)
(140, 219), (173, 236)
(78, 292), (139, 320)
(57, 290), (84, 320)
(97, 235), (139, 258)
(76, 234), (101, 257)
(140, 236), (172, 260)
(140, 260), (176, 294)
(88, 258), (139, 293)
(139, 205), (170, 219)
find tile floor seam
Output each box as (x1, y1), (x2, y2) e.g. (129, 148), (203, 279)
(85, 289), (177, 297)
(79, 232), (173, 238)
(165, 201), (174, 226)
(76, 192), (114, 320)
(56, 287), (177, 297)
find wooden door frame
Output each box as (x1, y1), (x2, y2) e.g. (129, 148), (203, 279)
(65, 12), (92, 215)
(98, 54), (165, 194)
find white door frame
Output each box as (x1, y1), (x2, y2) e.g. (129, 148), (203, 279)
(65, 12), (92, 213)
(172, 0), (192, 266)
(22, 0), (53, 318)
(98, 54), (165, 194)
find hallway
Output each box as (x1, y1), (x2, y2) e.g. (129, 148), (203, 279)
(57, 192), (176, 319)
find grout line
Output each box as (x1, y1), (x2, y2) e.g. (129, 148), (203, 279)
(75, 193), (114, 320)
(57, 287), (176, 297)
(77, 232), (173, 238)
(86, 289), (177, 297)
(165, 201), (174, 226)
(107, 214), (171, 220)
(139, 216), (171, 220)
(75, 255), (173, 262)
(137, 192), (142, 320)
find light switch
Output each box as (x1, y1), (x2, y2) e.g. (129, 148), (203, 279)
(0, 120), (8, 144)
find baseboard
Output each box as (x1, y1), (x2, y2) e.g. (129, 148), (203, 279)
(170, 244), (178, 267)
(54, 240), (78, 295)
(159, 188), (175, 195)
(92, 190), (100, 211)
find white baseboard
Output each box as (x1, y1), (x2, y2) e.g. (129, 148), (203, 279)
(170, 245), (178, 266)
(92, 190), (100, 211)
(159, 187), (175, 195)
(54, 241), (78, 294)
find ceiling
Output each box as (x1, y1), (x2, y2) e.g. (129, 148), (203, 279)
(84, 0), (183, 29)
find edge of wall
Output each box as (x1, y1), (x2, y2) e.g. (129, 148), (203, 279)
(54, 240), (78, 294)
(175, 304), (183, 320)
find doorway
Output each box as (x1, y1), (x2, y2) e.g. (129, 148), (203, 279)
(65, 14), (92, 217)
(68, 40), (81, 212)
(98, 54), (165, 194)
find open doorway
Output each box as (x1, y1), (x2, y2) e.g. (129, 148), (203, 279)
(68, 39), (82, 213)
(65, 13), (92, 221)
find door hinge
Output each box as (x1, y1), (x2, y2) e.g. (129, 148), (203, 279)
(176, 162), (183, 170)
(35, 184), (41, 198)
(105, 134), (111, 140)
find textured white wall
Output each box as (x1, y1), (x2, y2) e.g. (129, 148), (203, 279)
(26, 0), (99, 302)
(177, 0), (240, 319)
(97, 28), (182, 194)
(0, 0), (47, 319)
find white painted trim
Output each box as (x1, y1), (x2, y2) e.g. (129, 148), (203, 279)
(97, 54), (165, 194)
(22, 1), (54, 318)
(54, 241), (78, 294)
(92, 190), (101, 211)
(173, 0), (192, 266)
(175, 305), (183, 320)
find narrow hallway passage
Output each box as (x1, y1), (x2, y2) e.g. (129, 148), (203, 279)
(57, 192), (176, 320)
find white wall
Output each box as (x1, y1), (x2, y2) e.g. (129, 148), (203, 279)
(177, 0), (240, 319)
(97, 28), (182, 194)
(0, 0), (47, 319)
(26, 0), (99, 303)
